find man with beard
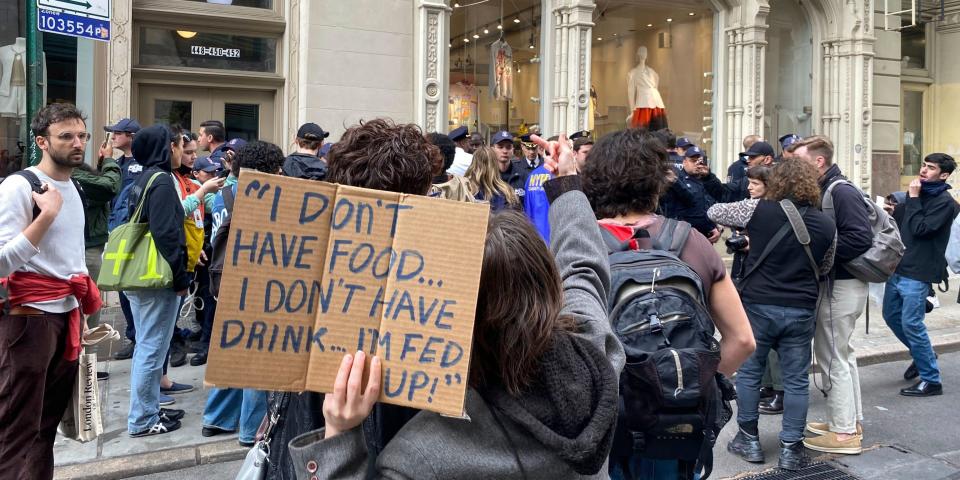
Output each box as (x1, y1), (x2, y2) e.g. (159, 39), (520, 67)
(0, 103), (102, 478)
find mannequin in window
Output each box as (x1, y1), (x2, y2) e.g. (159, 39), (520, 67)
(626, 46), (668, 130)
(0, 37), (26, 118)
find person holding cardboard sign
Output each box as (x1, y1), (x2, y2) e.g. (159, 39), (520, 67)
(286, 134), (626, 479)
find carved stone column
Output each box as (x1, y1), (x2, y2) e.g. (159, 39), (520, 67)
(547, 0), (593, 136)
(816, 0), (874, 191)
(107, 0), (132, 122)
(716, 2), (767, 170)
(415, 0), (451, 134)
(286, 0), (303, 141)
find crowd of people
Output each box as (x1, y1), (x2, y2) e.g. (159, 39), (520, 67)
(0, 101), (957, 480)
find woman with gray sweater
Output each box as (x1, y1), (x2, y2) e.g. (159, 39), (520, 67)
(287, 138), (625, 479)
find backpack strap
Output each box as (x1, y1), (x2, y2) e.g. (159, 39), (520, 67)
(599, 225), (650, 253)
(780, 200), (819, 277)
(130, 172), (167, 223)
(653, 218), (692, 255)
(12, 170), (44, 219)
(222, 183), (236, 214)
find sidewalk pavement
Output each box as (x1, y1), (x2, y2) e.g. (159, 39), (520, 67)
(54, 281), (960, 479)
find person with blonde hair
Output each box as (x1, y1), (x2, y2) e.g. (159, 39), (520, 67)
(465, 146), (520, 212)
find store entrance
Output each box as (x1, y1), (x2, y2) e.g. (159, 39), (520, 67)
(137, 85), (276, 148)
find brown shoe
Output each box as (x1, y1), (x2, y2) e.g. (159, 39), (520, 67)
(806, 421), (863, 437)
(803, 432), (862, 454)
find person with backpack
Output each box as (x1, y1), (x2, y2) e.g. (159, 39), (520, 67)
(123, 124), (192, 437)
(0, 103), (103, 478)
(101, 118), (142, 362)
(283, 122), (329, 181)
(707, 158), (836, 471)
(791, 135), (874, 454)
(882, 153), (959, 397)
(201, 141), (281, 448)
(285, 130), (624, 480)
(579, 129), (754, 479)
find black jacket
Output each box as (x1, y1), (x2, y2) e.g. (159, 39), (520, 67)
(128, 125), (190, 292)
(727, 157), (748, 181)
(893, 185), (960, 284)
(818, 165), (873, 280)
(501, 161), (530, 209)
(740, 200), (837, 309)
(663, 169), (717, 236)
(283, 152), (327, 181)
(703, 172), (748, 203)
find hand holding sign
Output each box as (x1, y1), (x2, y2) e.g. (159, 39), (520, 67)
(324, 351), (382, 439)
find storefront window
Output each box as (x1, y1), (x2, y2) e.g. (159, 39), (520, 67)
(448, 2), (541, 139)
(182, 0), (273, 8)
(590, 6), (714, 150)
(901, 88), (924, 178)
(0, 0), (27, 175)
(137, 27), (277, 73)
(765, 0), (813, 142)
(901, 23), (926, 70)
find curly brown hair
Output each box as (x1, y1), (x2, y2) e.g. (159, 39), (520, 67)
(766, 158), (822, 207)
(582, 128), (671, 218)
(327, 118), (435, 195)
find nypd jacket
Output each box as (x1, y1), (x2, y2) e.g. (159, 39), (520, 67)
(665, 169), (717, 236)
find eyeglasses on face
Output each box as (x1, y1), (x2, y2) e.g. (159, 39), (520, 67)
(49, 132), (92, 143)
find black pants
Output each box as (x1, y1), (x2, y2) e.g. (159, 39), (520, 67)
(0, 312), (76, 480)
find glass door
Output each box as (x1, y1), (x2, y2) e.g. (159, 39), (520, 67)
(138, 86), (276, 144)
(900, 85), (926, 191)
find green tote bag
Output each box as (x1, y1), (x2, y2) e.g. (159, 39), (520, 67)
(97, 172), (174, 291)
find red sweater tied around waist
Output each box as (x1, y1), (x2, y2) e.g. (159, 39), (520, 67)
(1, 271), (102, 361)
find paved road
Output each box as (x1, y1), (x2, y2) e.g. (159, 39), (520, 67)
(714, 350), (960, 479)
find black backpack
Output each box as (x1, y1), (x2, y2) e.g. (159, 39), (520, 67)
(602, 219), (734, 480)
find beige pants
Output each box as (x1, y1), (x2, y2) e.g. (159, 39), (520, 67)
(814, 278), (868, 434)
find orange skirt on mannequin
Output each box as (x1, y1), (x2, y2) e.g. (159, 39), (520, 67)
(630, 107), (668, 130)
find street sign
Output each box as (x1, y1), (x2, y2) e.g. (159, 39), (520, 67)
(38, 0), (109, 20)
(37, 0), (110, 42)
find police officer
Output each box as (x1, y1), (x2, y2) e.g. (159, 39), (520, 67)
(672, 146), (721, 243)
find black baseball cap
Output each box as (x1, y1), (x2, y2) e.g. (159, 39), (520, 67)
(297, 123), (329, 141)
(740, 141), (775, 158)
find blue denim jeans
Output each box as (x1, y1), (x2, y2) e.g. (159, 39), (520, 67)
(736, 302), (816, 443)
(883, 274), (941, 383)
(126, 289), (180, 433)
(202, 388), (268, 443)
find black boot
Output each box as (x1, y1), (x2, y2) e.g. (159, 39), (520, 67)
(778, 439), (808, 471)
(759, 386), (775, 399)
(169, 337), (188, 368)
(759, 390), (784, 415)
(727, 429), (765, 463)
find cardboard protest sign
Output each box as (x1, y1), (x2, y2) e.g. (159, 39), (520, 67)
(206, 171), (489, 416)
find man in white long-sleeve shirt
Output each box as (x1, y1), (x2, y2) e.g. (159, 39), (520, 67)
(0, 103), (99, 479)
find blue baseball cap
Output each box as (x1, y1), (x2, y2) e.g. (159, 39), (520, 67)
(492, 131), (514, 145)
(193, 155), (223, 173)
(677, 137), (694, 149)
(223, 138), (247, 152)
(448, 126), (468, 141)
(684, 146), (704, 158)
(209, 150), (227, 162)
(103, 118), (141, 133)
(779, 133), (801, 150)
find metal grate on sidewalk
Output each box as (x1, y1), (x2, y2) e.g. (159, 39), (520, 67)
(738, 462), (860, 480)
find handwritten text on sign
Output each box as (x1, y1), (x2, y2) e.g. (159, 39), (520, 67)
(205, 171), (488, 416)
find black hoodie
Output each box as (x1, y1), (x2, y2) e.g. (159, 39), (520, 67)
(128, 125), (190, 292)
(283, 152), (327, 181)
